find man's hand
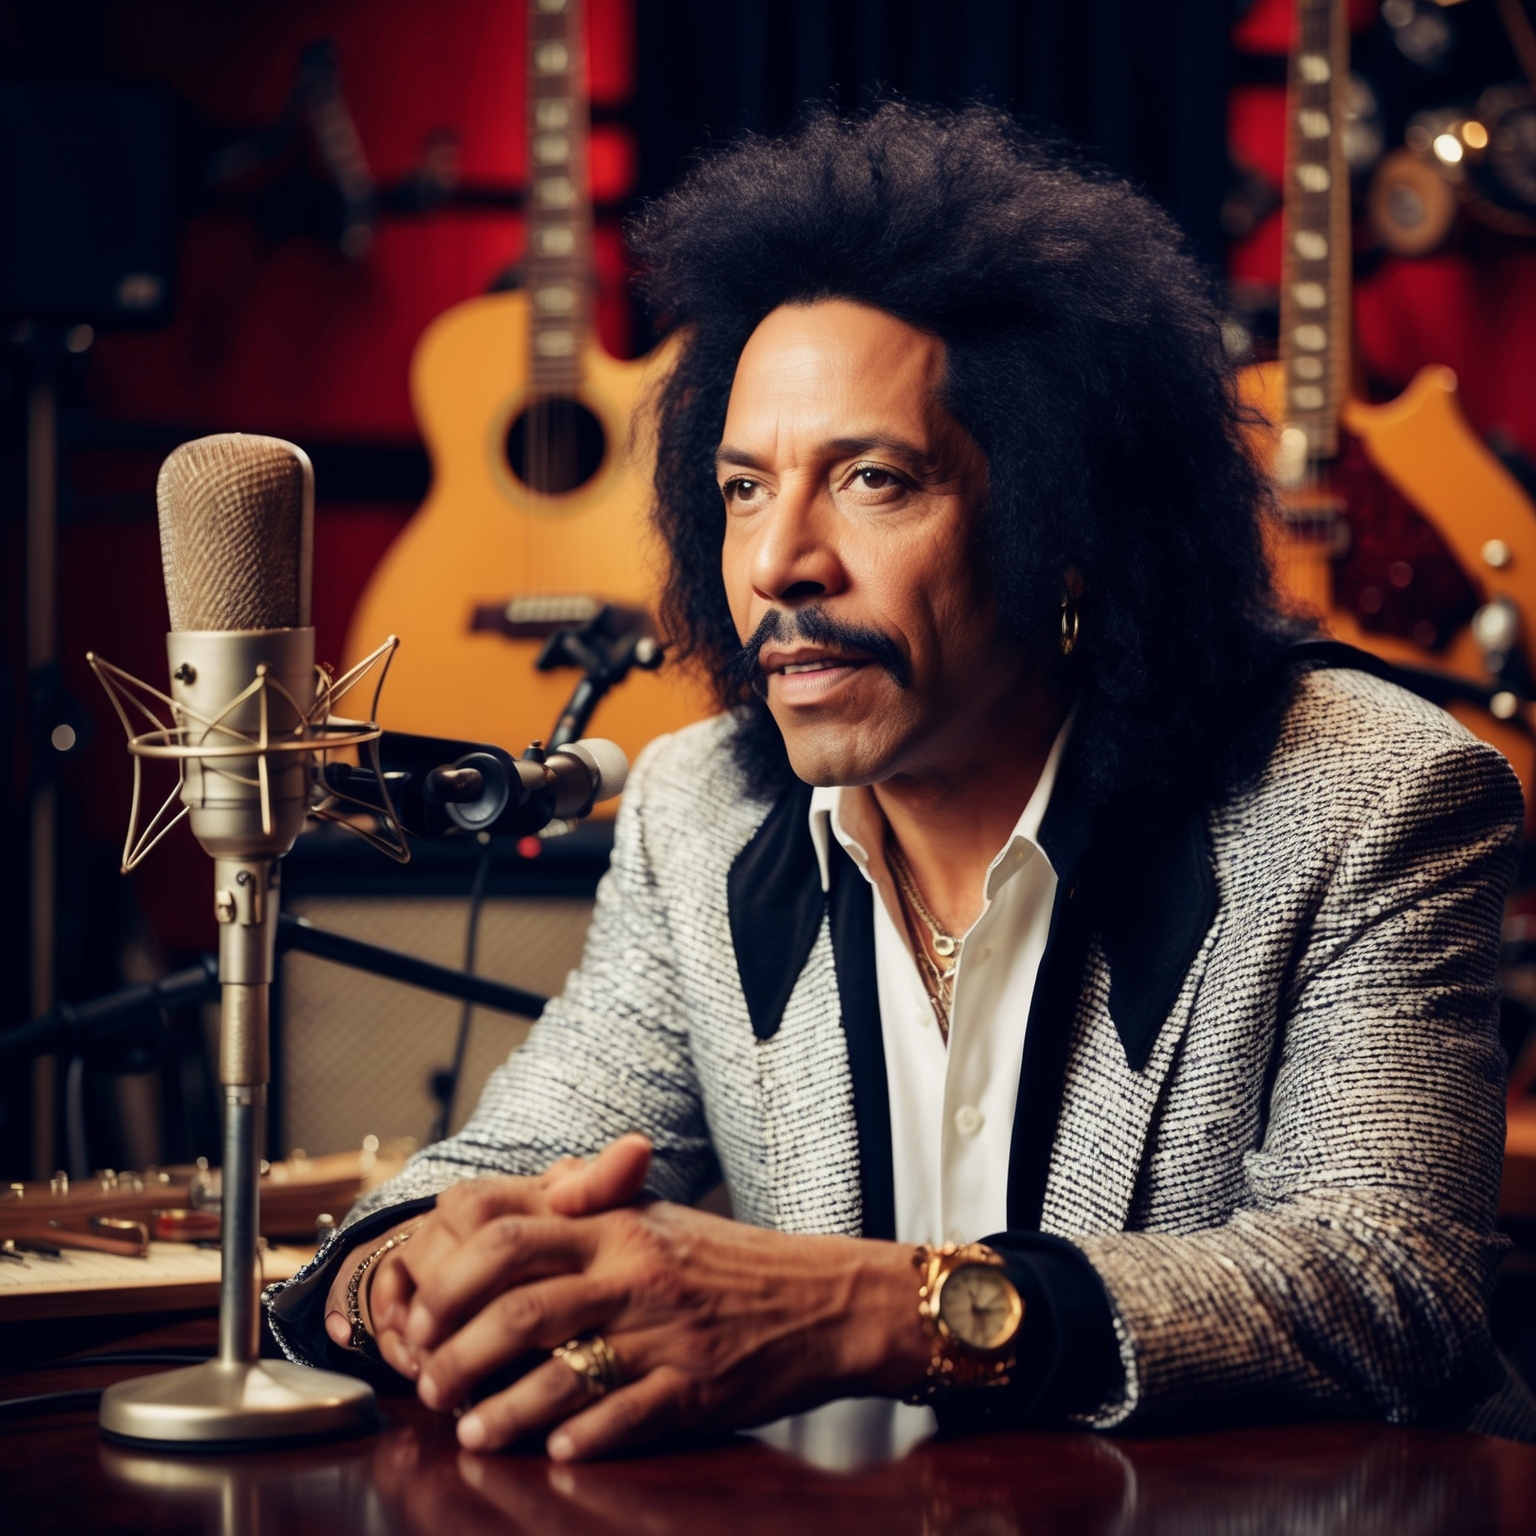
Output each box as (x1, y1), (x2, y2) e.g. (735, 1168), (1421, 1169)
(323, 1134), (654, 1372)
(403, 1197), (931, 1461)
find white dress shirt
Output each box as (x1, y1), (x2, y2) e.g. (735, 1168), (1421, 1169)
(808, 721), (1071, 1248)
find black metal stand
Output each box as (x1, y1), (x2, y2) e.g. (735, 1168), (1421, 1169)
(275, 914), (547, 1019)
(0, 917), (547, 1063)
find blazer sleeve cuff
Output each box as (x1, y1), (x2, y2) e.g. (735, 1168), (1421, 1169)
(262, 1196), (438, 1376)
(932, 1230), (1124, 1433)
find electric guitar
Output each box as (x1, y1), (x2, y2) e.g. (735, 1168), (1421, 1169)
(1246, 0), (1536, 821)
(341, 0), (707, 771)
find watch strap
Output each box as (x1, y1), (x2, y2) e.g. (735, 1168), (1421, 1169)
(907, 1241), (1021, 1401)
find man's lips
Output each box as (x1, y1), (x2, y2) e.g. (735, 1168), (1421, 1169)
(761, 648), (873, 707)
(759, 648), (870, 676)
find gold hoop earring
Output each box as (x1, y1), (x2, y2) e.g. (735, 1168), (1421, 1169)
(1060, 595), (1080, 657)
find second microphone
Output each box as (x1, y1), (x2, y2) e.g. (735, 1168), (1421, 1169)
(324, 733), (628, 841)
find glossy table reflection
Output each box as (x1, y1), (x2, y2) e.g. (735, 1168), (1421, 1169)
(4, 1314), (1535, 1535)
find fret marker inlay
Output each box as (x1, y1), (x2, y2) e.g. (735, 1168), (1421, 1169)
(533, 226), (576, 256)
(535, 176), (576, 209)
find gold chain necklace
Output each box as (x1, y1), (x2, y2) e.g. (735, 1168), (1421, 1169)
(885, 835), (961, 1043)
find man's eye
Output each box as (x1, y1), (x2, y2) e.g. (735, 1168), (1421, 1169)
(724, 478), (759, 501)
(854, 467), (899, 491)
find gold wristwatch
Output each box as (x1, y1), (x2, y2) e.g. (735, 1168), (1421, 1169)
(909, 1241), (1023, 1399)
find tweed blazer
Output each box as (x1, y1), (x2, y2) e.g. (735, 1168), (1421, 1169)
(269, 664), (1535, 1437)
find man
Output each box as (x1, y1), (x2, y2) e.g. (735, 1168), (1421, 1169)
(267, 104), (1534, 1455)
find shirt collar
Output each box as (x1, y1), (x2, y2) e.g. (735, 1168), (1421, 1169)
(807, 713), (1075, 895)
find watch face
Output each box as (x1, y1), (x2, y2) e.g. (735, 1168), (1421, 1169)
(937, 1264), (1023, 1352)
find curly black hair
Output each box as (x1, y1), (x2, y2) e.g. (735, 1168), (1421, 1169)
(629, 102), (1297, 807)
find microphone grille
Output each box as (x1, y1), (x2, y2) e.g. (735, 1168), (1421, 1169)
(564, 739), (629, 802)
(158, 434), (313, 632)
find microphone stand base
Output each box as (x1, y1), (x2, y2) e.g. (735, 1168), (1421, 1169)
(99, 1359), (377, 1446)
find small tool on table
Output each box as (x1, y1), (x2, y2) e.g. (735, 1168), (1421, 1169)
(8, 1219), (151, 1259)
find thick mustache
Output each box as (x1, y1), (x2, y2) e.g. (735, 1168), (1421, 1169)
(725, 606), (911, 697)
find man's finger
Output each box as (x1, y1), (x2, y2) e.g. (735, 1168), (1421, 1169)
(546, 1366), (686, 1462)
(431, 1177), (545, 1239)
(417, 1275), (616, 1412)
(404, 1215), (594, 1350)
(453, 1351), (609, 1452)
(377, 1325), (423, 1380)
(545, 1134), (652, 1217)
(369, 1236), (431, 1337)
(321, 1217), (421, 1352)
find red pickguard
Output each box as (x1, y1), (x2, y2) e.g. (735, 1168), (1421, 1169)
(1327, 428), (1481, 653)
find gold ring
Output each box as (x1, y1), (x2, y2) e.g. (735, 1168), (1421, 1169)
(552, 1335), (623, 1399)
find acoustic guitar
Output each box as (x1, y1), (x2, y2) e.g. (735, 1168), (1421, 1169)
(1245, 0), (1536, 821)
(342, 0), (707, 771)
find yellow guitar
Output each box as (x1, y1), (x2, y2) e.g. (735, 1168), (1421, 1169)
(343, 0), (707, 768)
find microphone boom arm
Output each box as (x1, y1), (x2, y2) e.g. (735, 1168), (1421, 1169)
(0, 919), (547, 1062)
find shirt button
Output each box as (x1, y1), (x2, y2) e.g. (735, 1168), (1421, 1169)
(953, 1105), (985, 1137)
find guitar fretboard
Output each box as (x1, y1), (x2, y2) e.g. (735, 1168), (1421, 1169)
(526, 0), (592, 395)
(1277, 0), (1350, 475)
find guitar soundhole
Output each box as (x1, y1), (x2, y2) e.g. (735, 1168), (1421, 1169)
(506, 398), (607, 496)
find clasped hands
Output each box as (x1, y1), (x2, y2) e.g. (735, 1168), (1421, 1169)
(324, 1135), (929, 1460)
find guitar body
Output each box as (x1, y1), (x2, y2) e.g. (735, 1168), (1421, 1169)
(343, 290), (709, 764)
(1244, 360), (1536, 811)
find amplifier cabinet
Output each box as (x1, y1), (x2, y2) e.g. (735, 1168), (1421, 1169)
(275, 824), (610, 1159)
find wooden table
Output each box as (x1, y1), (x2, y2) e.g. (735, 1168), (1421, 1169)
(4, 1313), (1536, 1535)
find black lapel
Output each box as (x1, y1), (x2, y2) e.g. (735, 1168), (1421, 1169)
(727, 780), (820, 1042)
(725, 778), (895, 1240)
(828, 840), (895, 1241)
(1096, 800), (1217, 1073)
(1007, 768), (1096, 1231)
(1005, 763), (1219, 1229)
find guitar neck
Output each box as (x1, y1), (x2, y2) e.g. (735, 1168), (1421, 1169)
(1277, 0), (1351, 473)
(526, 0), (594, 394)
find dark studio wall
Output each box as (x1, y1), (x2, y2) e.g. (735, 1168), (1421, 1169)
(2, 0), (1534, 1178)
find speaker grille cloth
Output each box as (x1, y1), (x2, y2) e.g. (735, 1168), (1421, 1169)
(280, 895), (595, 1157)
(158, 433), (310, 631)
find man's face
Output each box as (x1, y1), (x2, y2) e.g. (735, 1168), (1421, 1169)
(717, 299), (1030, 788)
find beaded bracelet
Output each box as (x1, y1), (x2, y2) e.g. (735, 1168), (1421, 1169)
(345, 1226), (415, 1362)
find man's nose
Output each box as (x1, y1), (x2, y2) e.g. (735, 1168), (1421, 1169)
(749, 480), (847, 606)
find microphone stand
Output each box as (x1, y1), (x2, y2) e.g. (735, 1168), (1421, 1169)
(87, 621), (401, 1446)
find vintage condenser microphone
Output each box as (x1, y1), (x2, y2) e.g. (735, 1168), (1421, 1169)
(93, 434), (379, 1444)
(85, 434), (630, 1447)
